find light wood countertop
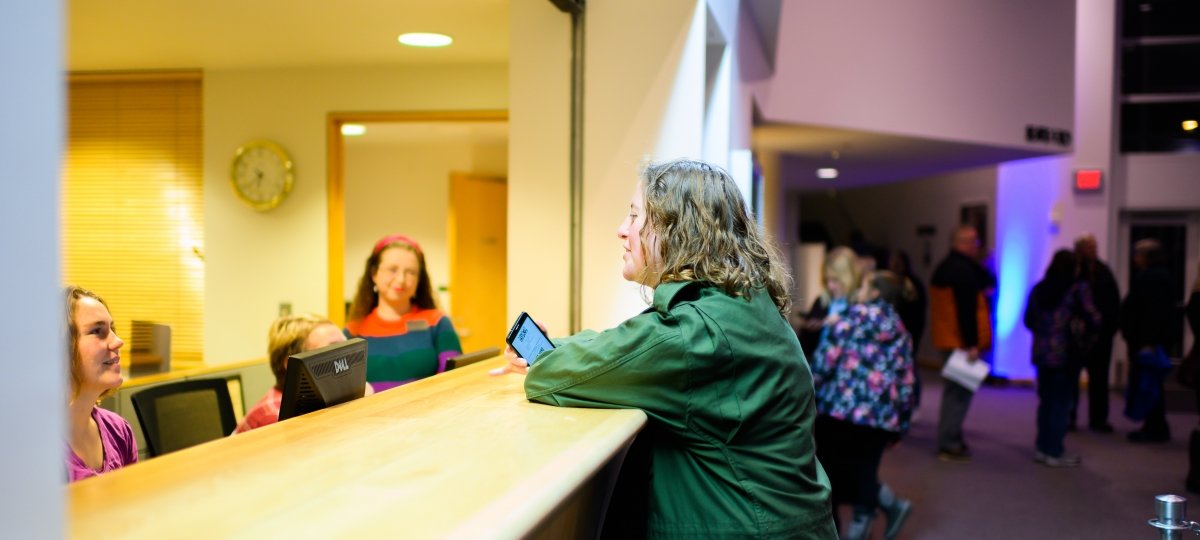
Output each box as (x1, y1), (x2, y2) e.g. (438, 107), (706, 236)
(69, 357), (646, 539)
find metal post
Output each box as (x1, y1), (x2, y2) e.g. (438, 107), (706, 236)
(548, 0), (585, 334)
(1149, 494), (1200, 538)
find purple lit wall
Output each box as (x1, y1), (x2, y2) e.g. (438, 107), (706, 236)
(993, 156), (1069, 380)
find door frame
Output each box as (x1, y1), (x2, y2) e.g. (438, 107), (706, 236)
(1115, 211), (1200, 377)
(325, 110), (508, 325)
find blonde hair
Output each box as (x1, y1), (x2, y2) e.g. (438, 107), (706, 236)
(822, 247), (862, 304)
(639, 159), (793, 316)
(267, 313), (334, 389)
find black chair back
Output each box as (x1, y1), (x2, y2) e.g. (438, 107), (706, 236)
(445, 347), (502, 371)
(130, 378), (237, 457)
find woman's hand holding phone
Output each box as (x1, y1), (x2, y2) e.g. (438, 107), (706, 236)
(489, 345), (531, 376)
(489, 318), (550, 376)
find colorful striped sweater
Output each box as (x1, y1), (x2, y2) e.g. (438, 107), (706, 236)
(344, 307), (461, 391)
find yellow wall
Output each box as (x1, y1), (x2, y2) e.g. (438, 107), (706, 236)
(203, 64), (507, 364)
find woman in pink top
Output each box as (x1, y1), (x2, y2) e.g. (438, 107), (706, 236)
(65, 286), (138, 482)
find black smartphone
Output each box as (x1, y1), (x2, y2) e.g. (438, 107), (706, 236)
(505, 312), (555, 365)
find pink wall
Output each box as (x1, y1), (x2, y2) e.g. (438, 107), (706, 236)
(757, 0), (1075, 151)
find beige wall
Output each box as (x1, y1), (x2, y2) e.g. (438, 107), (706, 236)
(509, 0), (757, 334)
(508, 0), (572, 336)
(343, 139), (509, 315)
(581, 0), (708, 329)
(203, 64), (507, 364)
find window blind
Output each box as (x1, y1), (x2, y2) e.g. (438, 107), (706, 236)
(63, 72), (204, 362)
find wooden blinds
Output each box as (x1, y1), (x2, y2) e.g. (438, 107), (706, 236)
(63, 72), (204, 363)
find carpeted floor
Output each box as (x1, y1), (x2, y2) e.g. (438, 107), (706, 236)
(856, 369), (1196, 539)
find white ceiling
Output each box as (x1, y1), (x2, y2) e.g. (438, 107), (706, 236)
(66, 0), (510, 71)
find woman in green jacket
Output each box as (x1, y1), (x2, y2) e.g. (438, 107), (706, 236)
(500, 159), (836, 539)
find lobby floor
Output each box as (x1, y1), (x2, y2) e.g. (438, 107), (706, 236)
(867, 369), (1194, 539)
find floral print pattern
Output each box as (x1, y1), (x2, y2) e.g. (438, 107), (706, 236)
(811, 300), (917, 433)
(1024, 281), (1102, 368)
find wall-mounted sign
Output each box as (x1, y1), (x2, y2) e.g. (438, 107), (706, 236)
(1074, 169), (1103, 192)
(1026, 124), (1072, 147)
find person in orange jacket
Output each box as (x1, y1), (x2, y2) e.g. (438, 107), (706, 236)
(929, 225), (996, 463)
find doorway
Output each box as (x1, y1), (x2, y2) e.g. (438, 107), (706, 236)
(1120, 213), (1198, 358)
(1117, 212), (1199, 410)
(326, 111), (508, 350)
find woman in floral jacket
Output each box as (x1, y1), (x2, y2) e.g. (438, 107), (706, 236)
(812, 270), (917, 540)
(1024, 249), (1102, 467)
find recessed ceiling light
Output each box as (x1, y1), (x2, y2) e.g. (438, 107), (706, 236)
(398, 33), (453, 48)
(341, 124), (366, 136)
(1183, 119), (1198, 131)
(816, 168), (839, 179)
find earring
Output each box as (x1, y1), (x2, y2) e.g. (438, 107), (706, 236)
(372, 285), (378, 293)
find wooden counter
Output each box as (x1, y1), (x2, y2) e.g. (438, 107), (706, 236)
(69, 357), (647, 539)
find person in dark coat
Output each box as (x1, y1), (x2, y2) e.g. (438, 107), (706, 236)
(1122, 238), (1175, 443)
(1184, 264), (1200, 492)
(890, 250), (927, 406)
(1024, 250), (1102, 467)
(1071, 234), (1121, 433)
(929, 225), (996, 463)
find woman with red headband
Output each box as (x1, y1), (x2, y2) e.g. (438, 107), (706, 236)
(345, 234), (462, 391)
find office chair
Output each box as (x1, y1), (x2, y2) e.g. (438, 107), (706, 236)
(444, 347), (501, 371)
(130, 378), (238, 457)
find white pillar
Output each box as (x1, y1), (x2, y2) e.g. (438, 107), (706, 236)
(0, 0), (65, 535)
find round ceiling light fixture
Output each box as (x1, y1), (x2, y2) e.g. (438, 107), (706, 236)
(398, 33), (453, 48)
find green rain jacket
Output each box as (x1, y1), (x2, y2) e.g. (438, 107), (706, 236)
(525, 281), (836, 539)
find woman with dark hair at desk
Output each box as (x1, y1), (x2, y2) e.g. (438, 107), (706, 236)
(498, 159), (836, 538)
(65, 286), (138, 482)
(345, 234), (461, 391)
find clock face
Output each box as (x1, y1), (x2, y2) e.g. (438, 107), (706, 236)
(230, 141), (294, 211)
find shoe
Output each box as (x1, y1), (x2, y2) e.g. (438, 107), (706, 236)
(937, 447), (972, 463)
(843, 508), (875, 540)
(1128, 430), (1170, 443)
(1034, 451), (1081, 467)
(881, 498), (912, 540)
(1089, 423), (1114, 434)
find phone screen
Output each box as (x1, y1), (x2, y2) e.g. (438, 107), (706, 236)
(507, 313), (555, 364)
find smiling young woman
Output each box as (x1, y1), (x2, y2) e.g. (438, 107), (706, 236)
(65, 286), (139, 482)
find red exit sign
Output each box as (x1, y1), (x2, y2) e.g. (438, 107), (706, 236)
(1074, 169), (1103, 192)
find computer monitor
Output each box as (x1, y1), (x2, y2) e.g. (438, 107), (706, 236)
(444, 347), (501, 371)
(278, 337), (368, 421)
(129, 320), (171, 376)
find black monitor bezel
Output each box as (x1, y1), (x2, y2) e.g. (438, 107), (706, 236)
(278, 337), (368, 422)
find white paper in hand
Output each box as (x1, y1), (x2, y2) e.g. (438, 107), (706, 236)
(940, 349), (990, 392)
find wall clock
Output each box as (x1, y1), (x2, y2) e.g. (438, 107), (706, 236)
(230, 140), (294, 211)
